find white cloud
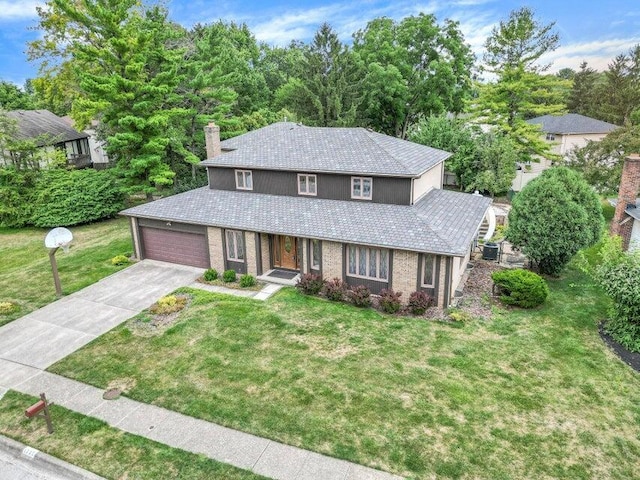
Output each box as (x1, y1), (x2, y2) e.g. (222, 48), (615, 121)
(0, 1), (41, 20)
(541, 37), (640, 72)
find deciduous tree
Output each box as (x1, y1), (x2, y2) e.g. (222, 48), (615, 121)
(353, 14), (473, 138)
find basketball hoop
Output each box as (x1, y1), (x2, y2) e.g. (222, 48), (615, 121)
(44, 227), (74, 297)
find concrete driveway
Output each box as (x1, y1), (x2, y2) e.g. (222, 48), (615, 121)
(0, 260), (203, 375)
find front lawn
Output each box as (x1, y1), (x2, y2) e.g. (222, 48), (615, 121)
(49, 267), (640, 479)
(0, 217), (132, 326)
(0, 390), (264, 479)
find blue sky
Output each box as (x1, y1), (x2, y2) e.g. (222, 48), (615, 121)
(1, 0), (639, 87)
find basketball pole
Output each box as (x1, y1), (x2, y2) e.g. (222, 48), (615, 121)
(49, 247), (62, 297)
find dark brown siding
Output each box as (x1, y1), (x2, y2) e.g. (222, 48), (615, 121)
(207, 167), (411, 205)
(139, 227), (209, 268)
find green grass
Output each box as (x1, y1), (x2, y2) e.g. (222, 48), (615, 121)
(0, 390), (265, 480)
(0, 218), (132, 326)
(49, 267), (640, 479)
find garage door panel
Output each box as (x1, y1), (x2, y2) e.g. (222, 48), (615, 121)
(140, 227), (209, 268)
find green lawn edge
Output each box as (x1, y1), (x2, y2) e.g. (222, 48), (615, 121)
(0, 390), (266, 480)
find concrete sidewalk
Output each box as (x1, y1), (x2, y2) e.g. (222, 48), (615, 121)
(0, 367), (401, 480)
(0, 260), (401, 480)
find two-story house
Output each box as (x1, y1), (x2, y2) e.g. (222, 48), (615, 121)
(121, 122), (491, 307)
(512, 113), (618, 192)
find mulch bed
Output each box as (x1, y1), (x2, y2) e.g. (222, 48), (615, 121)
(452, 259), (505, 319)
(598, 321), (640, 373)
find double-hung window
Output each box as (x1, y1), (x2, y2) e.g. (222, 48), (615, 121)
(235, 170), (253, 190)
(545, 133), (556, 141)
(422, 254), (435, 287)
(298, 174), (317, 195)
(347, 245), (388, 280)
(226, 230), (244, 261)
(351, 177), (372, 200)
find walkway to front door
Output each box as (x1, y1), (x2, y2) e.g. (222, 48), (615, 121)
(272, 235), (299, 270)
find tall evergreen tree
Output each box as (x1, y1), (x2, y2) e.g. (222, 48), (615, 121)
(474, 7), (563, 162)
(567, 61), (601, 117)
(275, 23), (358, 127)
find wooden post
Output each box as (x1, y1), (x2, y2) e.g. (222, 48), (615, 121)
(40, 393), (54, 434)
(49, 247), (62, 297)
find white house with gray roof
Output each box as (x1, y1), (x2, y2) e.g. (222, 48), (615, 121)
(121, 122), (491, 307)
(512, 113), (618, 192)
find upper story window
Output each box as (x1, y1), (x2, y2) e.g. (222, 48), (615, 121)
(298, 174), (317, 196)
(347, 245), (388, 281)
(351, 177), (372, 200)
(546, 133), (556, 141)
(422, 254), (435, 287)
(235, 170), (253, 190)
(226, 230), (244, 261)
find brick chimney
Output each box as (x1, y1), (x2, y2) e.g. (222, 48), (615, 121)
(611, 154), (640, 250)
(204, 122), (221, 159)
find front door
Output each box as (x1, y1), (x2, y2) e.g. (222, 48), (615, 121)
(273, 235), (299, 270)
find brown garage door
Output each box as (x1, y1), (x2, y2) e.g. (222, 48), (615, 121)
(140, 227), (209, 268)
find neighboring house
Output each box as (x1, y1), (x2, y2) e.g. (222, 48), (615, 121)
(611, 154), (640, 251)
(121, 122), (491, 308)
(2, 110), (92, 168)
(61, 116), (110, 169)
(512, 113), (618, 192)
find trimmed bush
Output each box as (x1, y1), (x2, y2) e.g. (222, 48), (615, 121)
(0, 301), (18, 315)
(323, 278), (347, 301)
(149, 295), (187, 315)
(491, 268), (549, 308)
(378, 289), (402, 314)
(111, 255), (130, 266)
(30, 168), (125, 227)
(203, 268), (218, 282)
(239, 274), (256, 288)
(349, 285), (372, 308)
(296, 273), (325, 295)
(222, 269), (237, 283)
(408, 291), (434, 315)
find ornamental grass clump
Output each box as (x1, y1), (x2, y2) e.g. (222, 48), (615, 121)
(149, 295), (187, 315)
(491, 268), (549, 308)
(111, 254), (130, 266)
(0, 301), (18, 315)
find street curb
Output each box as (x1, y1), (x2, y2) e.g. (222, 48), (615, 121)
(0, 434), (104, 479)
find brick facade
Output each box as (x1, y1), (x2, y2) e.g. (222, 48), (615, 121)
(207, 227), (224, 271)
(612, 154), (640, 250)
(322, 241), (343, 280)
(391, 250), (419, 300)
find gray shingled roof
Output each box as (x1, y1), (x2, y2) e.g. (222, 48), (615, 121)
(121, 188), (491, 256)
(7, 110), (88, 146)
(202, 122), (450, 177)
(527, 113), (618, 135)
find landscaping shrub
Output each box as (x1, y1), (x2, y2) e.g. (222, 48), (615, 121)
(408, 291), (434, 315)
(222, 269), (237, 283)
(0, 301), (18, 315)
(0, 167), (38, 227)
(349, 285), (372, 308)
(30, 168), (125, 227)
(111, 255), (130, 266)
(296, 273), (325, 295)
(378, 289), (402, 314)
(239, 274), (256, 288)
(323, 278), (347, 301)
(491, 268), (549, 308)
(203, 268), (218, 282)
(149, 295), (187, 315)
